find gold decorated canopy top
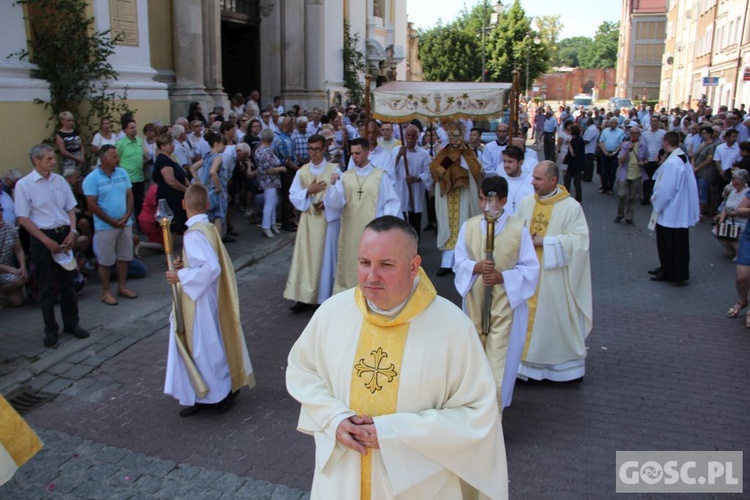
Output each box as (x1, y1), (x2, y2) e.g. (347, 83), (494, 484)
(372, 81), (513, 123)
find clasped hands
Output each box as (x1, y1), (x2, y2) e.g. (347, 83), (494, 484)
(336, 415), (379, 455)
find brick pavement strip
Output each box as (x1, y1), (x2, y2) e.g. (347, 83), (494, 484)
(0, 428), (309, 499)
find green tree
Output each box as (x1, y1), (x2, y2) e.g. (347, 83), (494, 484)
(485, 0), (549, 84)
(578, 21), (620, 68)
(557, 36), (591, 67)
(343, 20), (367, 105)
(8, 0), (132, 145)
(418, 22), (482, 81)
(534, 15), (563, 67)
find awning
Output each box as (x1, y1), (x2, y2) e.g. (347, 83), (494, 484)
(372, 81), (512, 122)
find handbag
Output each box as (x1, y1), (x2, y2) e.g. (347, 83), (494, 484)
(717, 217), (741, 240)
(562, 152), (571, 165)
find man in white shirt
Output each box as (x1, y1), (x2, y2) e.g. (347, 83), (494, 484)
(714, 128), (741, 178)
(482, 122), (510, 177)
(15, 144), (89, 347)
(640, 115), (666, 203)
(171, 124), (195, 169)
(468, 127), (485, 165)
(306, 108), (324, 136)
(582, 118), (600, 181)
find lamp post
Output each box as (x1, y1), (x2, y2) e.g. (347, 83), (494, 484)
(481, 0), (504, 82)
(525, 35), (541, 101)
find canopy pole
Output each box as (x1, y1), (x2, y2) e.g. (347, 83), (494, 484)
(365, 74), (371, 138)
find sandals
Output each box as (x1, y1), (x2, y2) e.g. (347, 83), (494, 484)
(726, 302), (747, 318)
(117, 288), (139, 299)
(102, 293), (118, 306)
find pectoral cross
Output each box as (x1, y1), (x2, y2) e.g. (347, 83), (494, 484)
(354, 347), (398, 393)
(357, 187), (364, 200)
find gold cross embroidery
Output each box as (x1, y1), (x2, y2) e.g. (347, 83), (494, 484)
(531, 212), (549, 235)
(354, 347), (398, 393)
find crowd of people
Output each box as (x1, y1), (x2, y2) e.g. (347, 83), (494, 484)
(3, 88), (748, 496)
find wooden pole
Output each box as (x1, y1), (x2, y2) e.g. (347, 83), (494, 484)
(396, 123), (414, 213)
(365, 73), (371, 137)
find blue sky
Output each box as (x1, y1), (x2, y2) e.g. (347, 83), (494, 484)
(407, 0), (622, 39)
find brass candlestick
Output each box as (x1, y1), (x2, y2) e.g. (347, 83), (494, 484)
(482, 192), (502, 336)
(156, 199), (208, 397)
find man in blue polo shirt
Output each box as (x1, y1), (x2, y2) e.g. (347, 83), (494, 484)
(598, 117), (626, 194)
(83, 144), (138, 306)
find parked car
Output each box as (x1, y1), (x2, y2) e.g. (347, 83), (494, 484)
(475, 112), (512, 144)
(608, 97), (634, 113)
(572, 94), (594, 111)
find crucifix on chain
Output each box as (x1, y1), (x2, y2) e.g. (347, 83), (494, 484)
(357, 188), (364, 200)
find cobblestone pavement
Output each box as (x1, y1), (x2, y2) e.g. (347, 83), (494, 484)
(2, 166), (750, 498)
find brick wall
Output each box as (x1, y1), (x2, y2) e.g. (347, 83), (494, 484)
(535, 68), (617, 101)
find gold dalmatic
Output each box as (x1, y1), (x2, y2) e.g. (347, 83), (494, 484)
(348, 268), (437, 500)
(522, 186), (570, 360)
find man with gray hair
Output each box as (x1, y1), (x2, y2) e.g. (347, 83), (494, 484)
(1, 169), (21, 196)
(291, 116), (311, 165)
(171, 124), (195, 170)
(306, 107), (324, 135)
(15, 144), (89, 347)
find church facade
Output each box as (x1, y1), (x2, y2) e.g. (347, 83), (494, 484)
(0, 0), (407, 172)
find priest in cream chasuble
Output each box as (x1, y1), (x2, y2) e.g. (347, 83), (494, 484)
(454, 177), (539, 409)
(287, 217), (508, 499)
(515, 162), (593, 382)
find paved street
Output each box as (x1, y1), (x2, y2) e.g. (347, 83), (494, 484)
(2, 163), (749, 498)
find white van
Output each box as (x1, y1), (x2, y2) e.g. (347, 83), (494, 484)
(572, 94), (594, 110)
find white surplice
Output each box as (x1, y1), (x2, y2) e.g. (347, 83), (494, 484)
(435, 156), (481, 268)
(651, 149), (700, 229)
(498, 172), (535, 216)
(288, 160), (342, 303)
(286, 289), (509, 500)
(521, 149), (539, 176)
(164, 214), (231, 406)
(454, 213), (540, 407)
(482, 140), (508, 177)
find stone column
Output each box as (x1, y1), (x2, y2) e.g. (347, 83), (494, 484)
(259, 0), (281, 106)
(305, 0), (325, 92)
(202, 0), (227, 109)
(170, 0), (208, 119)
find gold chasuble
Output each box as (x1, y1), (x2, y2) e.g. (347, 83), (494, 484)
(284, 162), (339, 304)
(181, 222), (255, 392)
(334, 168), (385, 294)
(349, 268), (437, 500)
(463, 215), (524, 395)
(430, 145), (482, 251)
(0, 395), (43, 485)
(521, 186), (570, 359)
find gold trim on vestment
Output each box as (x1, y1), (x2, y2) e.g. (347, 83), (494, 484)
(522, 186), (570, 360)
(349, 268), (437, 500)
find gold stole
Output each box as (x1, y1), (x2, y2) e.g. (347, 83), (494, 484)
(349, 268), (437, 500)
(334, 168), (384, 294)
(464, 215), (523, 395)
(181, 222), (255, 392)
(0, 396), (43, 469)
(283, 162), (338, 304)
(522, 186), (570, 360)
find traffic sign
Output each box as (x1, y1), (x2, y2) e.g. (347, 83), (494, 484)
(703, 77), (719, 86)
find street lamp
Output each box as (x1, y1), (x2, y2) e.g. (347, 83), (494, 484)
(525, 35), (541, 101)
(481, 1), (504, 82)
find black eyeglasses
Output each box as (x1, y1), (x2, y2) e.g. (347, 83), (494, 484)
(308, 147), (324, 152)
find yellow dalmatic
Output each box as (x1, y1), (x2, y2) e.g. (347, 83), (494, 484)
(334, 168), (385, 294)
(284, 162), (339, 304)
(0, 395), (43, 486)
(463, 215), (524, 397)
(349, 268), (436, 500)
